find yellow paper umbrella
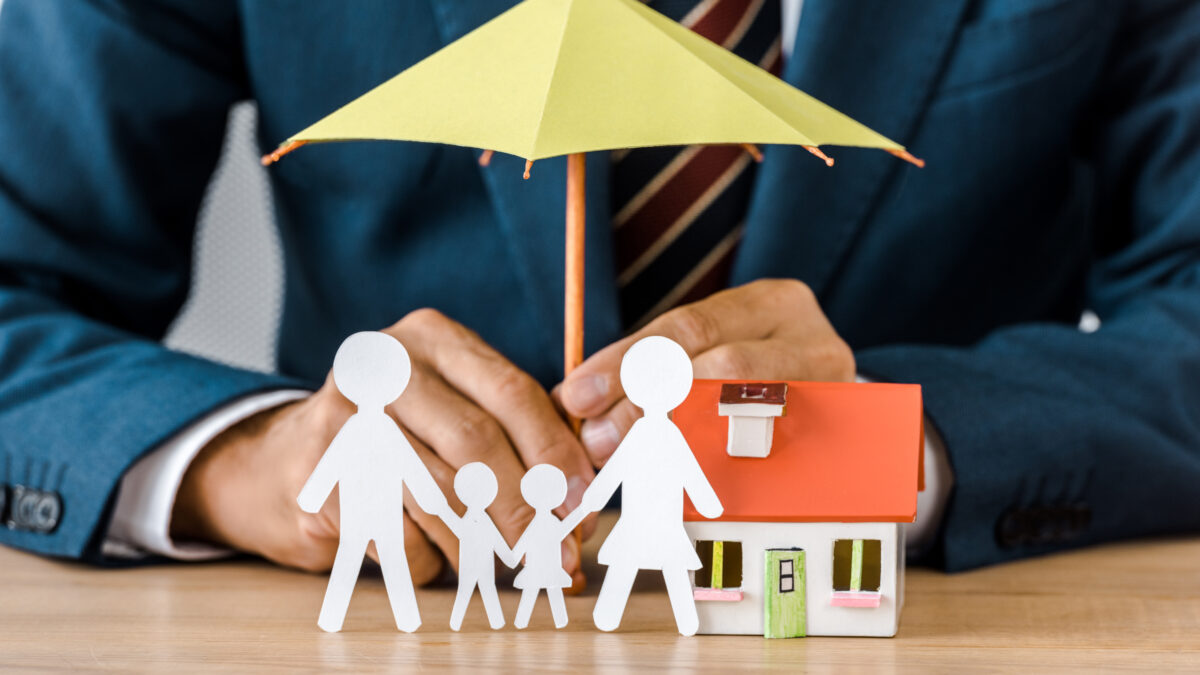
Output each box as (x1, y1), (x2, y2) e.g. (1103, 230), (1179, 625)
(262, 0), (922, 399)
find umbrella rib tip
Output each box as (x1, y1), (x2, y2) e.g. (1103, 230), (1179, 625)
(888, 148), (925, 168)
(803, 145), (835, 167)
(261, 140), (306, 166)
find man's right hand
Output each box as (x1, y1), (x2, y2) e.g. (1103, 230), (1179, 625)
(170, 309), (596, 585)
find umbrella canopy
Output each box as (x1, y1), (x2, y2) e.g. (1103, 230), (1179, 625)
(266, 0), (915, 164)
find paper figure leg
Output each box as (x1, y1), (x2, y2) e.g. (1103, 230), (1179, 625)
(593, 565), (637, 632)
(663, 567), (700, 637)
(547, 588), (568, 629)
(317, 536), (369, 633)
(449, 579), (475, 632)
(375, 533), (421, 633)
(479, 579), (505, 630)
(514, 588), (538, 629)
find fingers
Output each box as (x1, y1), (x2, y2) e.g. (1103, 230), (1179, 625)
(409, 310), (594, 491)
(388, 309), (595, 542)
(692, 338), (855, 383)
(578, 398), (640, 466)
(560, 280), (811, 419)
(397, 426), (463, 570)
(389, 359), (532, 537)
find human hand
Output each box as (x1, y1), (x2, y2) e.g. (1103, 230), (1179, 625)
(172, 309), (596, 585)
(558, 279), (854, 464)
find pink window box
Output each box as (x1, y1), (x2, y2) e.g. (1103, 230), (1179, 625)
(831, 591), (882, 608)
(693, 588), (744, 602)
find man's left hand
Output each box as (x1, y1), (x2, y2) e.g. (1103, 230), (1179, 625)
(558, 279), (855, 465)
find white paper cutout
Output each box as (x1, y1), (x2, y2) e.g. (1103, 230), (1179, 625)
(297, 331), (454, 633)
(444, 462), (518, 631)
(568, 336), (724, 636)
(511, 464), (581, 629)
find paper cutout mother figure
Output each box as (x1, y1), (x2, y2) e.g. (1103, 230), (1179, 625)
(571, 336), (724, 636)
(297, 331), (455, 633)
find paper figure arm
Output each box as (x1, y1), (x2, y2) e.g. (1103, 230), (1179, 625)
(576, 423), (638, 513)
(492, 521), (519, 568)
(395, 431), (453, 519)
(675, 427), (723, 520)
(297, 428), (349, 513)
(510, 529), (529, 565)
(440, 510), (464, 539)
(558, 507), (589, 537)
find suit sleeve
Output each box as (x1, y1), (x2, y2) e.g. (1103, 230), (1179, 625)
(0, 0), (307, 560)
(856, 0), (1200, 571)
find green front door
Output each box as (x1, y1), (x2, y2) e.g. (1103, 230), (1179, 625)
(764, 549), (806, 639)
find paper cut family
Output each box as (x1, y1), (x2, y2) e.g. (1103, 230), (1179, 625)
(299, 332), (726, 635)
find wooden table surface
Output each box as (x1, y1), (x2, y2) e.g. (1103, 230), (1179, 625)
(3, 515), (1199, 673)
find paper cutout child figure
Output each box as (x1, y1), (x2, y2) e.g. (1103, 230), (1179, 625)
(512, 464), (587, 630)
(444, 462), (518, 631)
(569, 336), (724, 636)
(297, 331), (455, 633)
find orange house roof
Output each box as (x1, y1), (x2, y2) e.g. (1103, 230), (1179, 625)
(679, 380), (924, 524)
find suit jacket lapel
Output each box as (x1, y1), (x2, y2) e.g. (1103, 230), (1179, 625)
(428, 1), (622, 370)
(734, 0), (970, 297)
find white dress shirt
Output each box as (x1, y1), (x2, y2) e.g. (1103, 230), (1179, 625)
(103, 0), (952, 560)
(104, 389), (308, 559)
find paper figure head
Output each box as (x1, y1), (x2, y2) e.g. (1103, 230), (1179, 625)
(455, 462), (499, 509)
(620, 336), (693, 414)
(520, 464), (567, 510)
(332, 331), (412, 408)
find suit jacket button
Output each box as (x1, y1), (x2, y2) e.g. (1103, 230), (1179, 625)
(32, 491), (62, 533)
(7, 485), (32, 530)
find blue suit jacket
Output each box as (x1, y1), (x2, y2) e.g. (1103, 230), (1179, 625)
(0, 0), (1197, 570)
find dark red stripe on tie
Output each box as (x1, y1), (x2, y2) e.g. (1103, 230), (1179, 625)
(690, 0), (755, 42)
(615, 144), (746, 273)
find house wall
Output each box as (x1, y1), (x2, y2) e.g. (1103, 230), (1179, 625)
(684, 521), (901, 637)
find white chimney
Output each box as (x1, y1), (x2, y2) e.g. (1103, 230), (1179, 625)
(717, 383), (787, 458)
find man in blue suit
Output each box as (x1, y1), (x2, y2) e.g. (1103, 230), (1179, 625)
(0, 0), (1197, 583)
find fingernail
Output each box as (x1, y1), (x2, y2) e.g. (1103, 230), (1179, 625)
(561, 537), (579, 572)
(563, 475), (587, 512)
(564, 374), (609, 413)
(580, 419), (621, 459)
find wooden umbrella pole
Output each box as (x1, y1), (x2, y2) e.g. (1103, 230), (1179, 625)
(565, 153), (587, 426)
(564, 152), (587, 592)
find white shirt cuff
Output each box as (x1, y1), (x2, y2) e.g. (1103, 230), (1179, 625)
(907, 422), (952, 556)
(103, 389), (310, 560)
(855, 375), (953, 556)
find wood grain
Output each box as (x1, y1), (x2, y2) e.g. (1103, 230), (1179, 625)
(2, 516), (1198, 672)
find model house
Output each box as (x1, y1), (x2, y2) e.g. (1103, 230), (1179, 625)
(678, 380), (924, 638)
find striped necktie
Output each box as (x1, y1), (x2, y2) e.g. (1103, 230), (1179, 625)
(613, 0), (783, 330)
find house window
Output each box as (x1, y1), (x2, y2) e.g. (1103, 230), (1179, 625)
(779, 558), (794, 593)
(695, 540), (743, 589)
(833, 539), (881, 592)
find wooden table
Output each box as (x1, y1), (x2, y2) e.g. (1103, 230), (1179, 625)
(3, 517), (1199, 672)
